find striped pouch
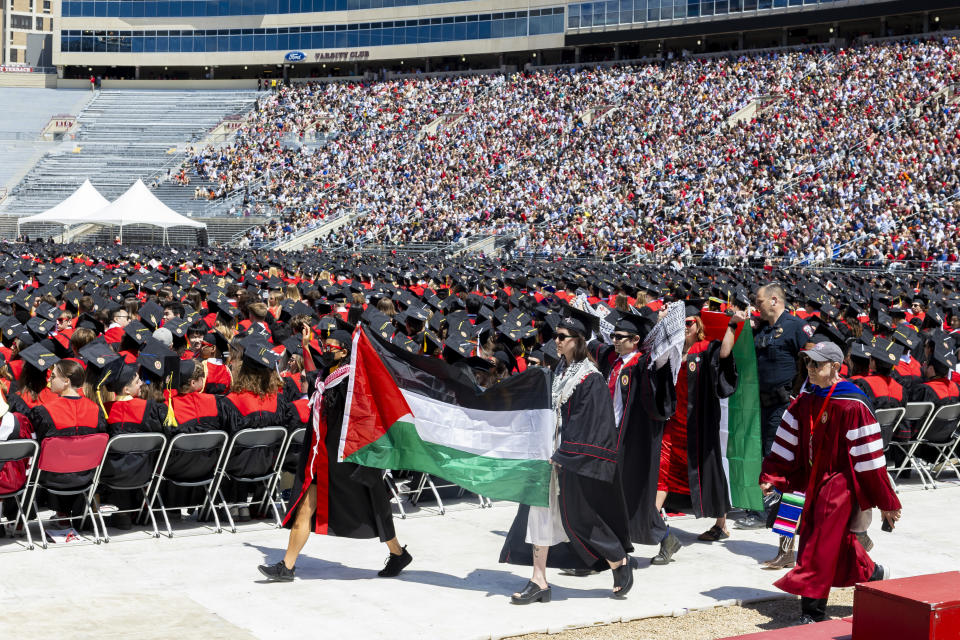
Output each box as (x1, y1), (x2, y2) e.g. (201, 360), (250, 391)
(772, 492), (805, 539)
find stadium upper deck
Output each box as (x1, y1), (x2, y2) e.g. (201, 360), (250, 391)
(53, 0), (959, 79)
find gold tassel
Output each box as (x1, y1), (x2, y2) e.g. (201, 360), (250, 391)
(95, 371), (112, 418)
(164, 375), (178, 427)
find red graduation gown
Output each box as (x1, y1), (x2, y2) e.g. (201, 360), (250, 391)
(760, 381), (901, 599)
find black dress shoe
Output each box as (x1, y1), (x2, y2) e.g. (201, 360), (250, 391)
(651, 532), (681, 565)
(258, 561), (295, 582)
(378, 546), (412, 577)
(559, 567), (596, 577)
(510, 581), (551, 605)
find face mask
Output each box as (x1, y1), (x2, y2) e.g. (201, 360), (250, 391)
(319, 352), (338, 369)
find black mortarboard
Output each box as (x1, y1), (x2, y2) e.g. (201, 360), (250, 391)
(614, 314), (653, 338)
(164, 318), (191, 339)
(80, 340), (124, 390)
(25, 316), (54, 341)
(139, 302), (163, 331)
(171, 359), (199, 390)
(19, 341), (59, 372)
(33, 302), (58, 321)
(392, 333), (418, 354)
(442, 337), (474, 364)
(892, 323), (919, 350)
(76, 312), (104, 336)
(866, 336), (903, 365)
(848, 341), (870, 361)
(559, 303), (599, 338)
(931, 344), (958, 371)
(124, 321), (152, 346)
(137, 338), (179, 382)
(242, 338), (281, 370)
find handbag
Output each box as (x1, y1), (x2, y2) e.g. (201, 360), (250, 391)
(772, 491), (805, 538)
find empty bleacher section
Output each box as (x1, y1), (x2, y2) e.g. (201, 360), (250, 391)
(0, 88), (92, 191)
(0, 89), (260, 242)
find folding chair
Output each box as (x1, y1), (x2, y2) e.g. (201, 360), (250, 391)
(386, 471), (491, 517)
(145, 431), (229, 537)
(22, 433), (110, 549)
(915, 403), (960, 485)
(875, 407), (906, 491)
(207, 427), (287, 533)
(890, 402), (935, 488)
(0, 439), (39, 549)
(264, 427), (304, 517)
(94, 433), (167, 542)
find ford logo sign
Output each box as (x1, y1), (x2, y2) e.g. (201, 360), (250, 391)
(284, 51), (306, 62)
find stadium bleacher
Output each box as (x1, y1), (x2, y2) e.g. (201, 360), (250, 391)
(0, 89), (260, 241)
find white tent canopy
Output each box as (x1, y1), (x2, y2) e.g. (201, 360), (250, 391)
(17, 179), (109, 227)
(18, 179), (205, 244)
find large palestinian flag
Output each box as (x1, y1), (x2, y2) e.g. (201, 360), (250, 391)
(701, 311), (765, 511)
(337, 328), (554, 507)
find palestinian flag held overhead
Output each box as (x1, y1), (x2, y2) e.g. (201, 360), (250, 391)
(338, 327), (555, 507)
(701, 311), (765, 512)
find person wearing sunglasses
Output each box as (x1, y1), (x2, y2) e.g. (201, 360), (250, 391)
(260, 329), (412, 583)
(502, 311), (634, 604)
(587, 310), (685, 566)
(759, 340), (900, 625)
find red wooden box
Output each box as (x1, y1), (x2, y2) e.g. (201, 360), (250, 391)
(717, 618), (852, 639)
(853, 572), (960, 640)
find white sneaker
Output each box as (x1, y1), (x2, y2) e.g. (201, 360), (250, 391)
(238, 506), (251, 522)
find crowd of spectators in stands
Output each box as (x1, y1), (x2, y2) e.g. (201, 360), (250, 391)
(174, 35), (960, 268)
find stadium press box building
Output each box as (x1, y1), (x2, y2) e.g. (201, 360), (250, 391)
(51, 0), (957, 80)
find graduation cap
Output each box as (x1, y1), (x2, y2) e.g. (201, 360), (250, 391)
(930, 344), (958, 371)
(25, 316), (54, 341)
(33, 302), (58, 321)
(163, 318), (191, 340)
(242, 338), (282, 370)
(208, 299), (238, 320)
(124, 321), (152, 346)
(171, 359), (200, 390)
(848, 340), (871, 361)
(892, 323), (919, 350)
(282, 335), (303, 357)
(540, 339), (560, 368)
(80, 340), (126, 390)
(559, 303), (599, 338)
(137, 338), (179, 383)
(327, 329), (352, 348)
(18, 341), (59, 372)
(614, 313), (653, 338)
(442, 337), (475, 364)
(361, 309), (395, 341)
(392, 333), (419, 355)
(866, 336), (903, 365)
(139, 301), (163, 331)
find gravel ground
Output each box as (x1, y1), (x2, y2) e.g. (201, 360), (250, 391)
(510, 588), (854, 640)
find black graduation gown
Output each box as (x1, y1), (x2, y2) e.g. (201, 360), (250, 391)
(593, 343), (678, 546)
(282, 369), (395, 541)
(500, 370), (632, 570)
(220, 391), (294, 478)
(101, 397), (167, 493)
(666, 340), (738, 519)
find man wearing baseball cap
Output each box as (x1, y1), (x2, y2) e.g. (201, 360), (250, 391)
(758, 339), (902, 624)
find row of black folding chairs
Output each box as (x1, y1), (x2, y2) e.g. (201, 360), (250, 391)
(0, 426), (306, 549)
(879, 402), (960, 490)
